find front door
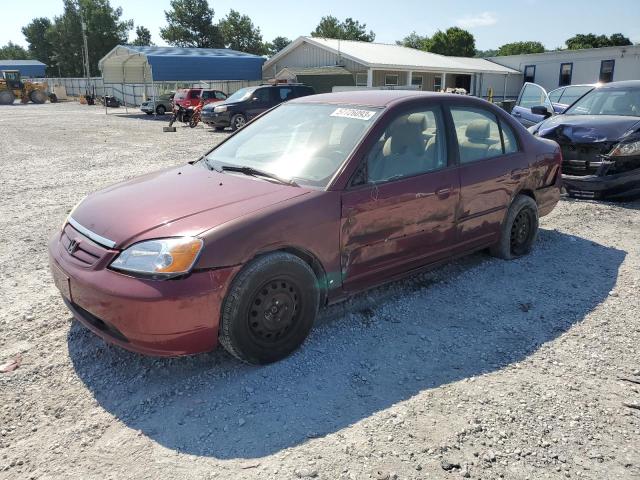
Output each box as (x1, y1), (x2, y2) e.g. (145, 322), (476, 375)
(512, 82), (553, 127)
(245, 87), (273, 121)
(340, 105), (459, 291)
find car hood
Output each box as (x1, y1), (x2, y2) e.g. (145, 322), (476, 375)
(536, 114), (640, 143)
(71, 164), (309, 248)
(203, 100), (242, 111)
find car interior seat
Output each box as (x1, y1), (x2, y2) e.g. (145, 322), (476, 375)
(458, 119), (500, 163)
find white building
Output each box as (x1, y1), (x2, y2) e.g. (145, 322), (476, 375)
(263, 36), (522, 98)
(489, 45), (640, 92)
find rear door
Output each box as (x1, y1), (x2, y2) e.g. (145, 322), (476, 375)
(512, 83), (553, 127)
(449, 105), (527, 250)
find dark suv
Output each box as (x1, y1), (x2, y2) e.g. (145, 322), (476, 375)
(202, 84), (315, 131)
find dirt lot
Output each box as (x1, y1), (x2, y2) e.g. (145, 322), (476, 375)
(0, 102), (639, 480)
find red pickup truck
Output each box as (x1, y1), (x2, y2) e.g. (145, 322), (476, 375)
(173, 88), (227, 108)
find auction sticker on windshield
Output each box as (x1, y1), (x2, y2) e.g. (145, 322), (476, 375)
(330, 108), (377, 120)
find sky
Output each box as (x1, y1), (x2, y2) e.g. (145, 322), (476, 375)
(2, 0), (640, 51)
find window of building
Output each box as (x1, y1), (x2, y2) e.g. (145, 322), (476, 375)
(559, 63), (573, 87)
(355, 73), (368, 86)
(411, 75), (423, 89)
(523, 65), (536, 84)
(385, 74), (399, 86)
(599, 60), (615, 83)
(433, 76), (442, 92)
(450, 107), (504, 164)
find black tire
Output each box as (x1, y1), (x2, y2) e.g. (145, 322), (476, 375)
(145, 112), (153, 115)
(219, 252), (320, 365)
(30, 90), (47, 104)
(490, 195), (539, 260)
(156, 105), (166, 115)
(0, 90), (15, 105)
(230, 113), (246, 131)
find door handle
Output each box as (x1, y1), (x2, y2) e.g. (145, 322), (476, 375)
(435, 187), (451, 199)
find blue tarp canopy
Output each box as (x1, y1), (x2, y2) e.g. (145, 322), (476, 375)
(99, 45), (264, 83)
(0, 60), (46, 77)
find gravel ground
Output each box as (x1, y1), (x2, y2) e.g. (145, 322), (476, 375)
(0, 102), (639, 480)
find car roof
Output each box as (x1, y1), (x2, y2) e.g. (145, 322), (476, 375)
(597, 80), (640, 89)
(290, 90), (467, 108)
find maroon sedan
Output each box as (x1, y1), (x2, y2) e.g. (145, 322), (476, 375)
(49, 91), (562, 364)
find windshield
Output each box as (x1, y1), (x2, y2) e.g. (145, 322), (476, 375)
(205, 103), (381, 187)
(564, 86), (640, 117)
(224, 87), (255, 103)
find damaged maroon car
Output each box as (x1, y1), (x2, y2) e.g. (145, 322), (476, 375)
(49, 91), (561, 364)
(529, 80), (640, 199)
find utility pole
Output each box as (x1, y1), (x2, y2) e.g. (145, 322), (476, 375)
(77, 1), (92, 96)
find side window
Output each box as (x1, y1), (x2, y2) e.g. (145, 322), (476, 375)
(450, 107), (503, 163)
(558, 86), (591, 106)
(278, 87), (294, 101)
(548, 88), (563, 103)
(519, 83), (550, 109)
(201, 91), (213, 100)
(189, 90), (201, 99)
(215, 91), (227, 100)
(365, 107), (447, 183)
(500, 121), (519, 155)
(253, 88), (271, 103)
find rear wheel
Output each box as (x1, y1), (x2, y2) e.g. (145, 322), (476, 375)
(490, 195), (539, 260)
(230, 113), (246, 131)
(156, 105), (166, 115)
(30, 90), (47, 104)
(219, 252), (319, 365)
(0, 90), (15, 105)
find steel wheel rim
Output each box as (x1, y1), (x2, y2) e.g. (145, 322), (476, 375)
(234, 116), (245, 128)
(248, 278), (300, 344)
(510, 208), (533, 255)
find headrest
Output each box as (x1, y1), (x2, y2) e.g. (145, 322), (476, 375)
(383, 114), (426, 156)
(466, 119), (491, 141)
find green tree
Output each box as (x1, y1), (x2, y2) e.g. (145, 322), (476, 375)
(131, 25), (153, 46)
(21, 18), (54, 74)
(160, 0), (224, 48)
(311, 15), (375, 42)
(427, 27), (475, 57)
(497, 41), (545, 56)
(47, 0), (132, 77)
(565, 33), (631, 50)
(0, 42), (31, 60)
(218, 9), (265, 55)
(475, 48), (498, 58)
(266, 36), (291, 56)
(397, 32), (430, 50)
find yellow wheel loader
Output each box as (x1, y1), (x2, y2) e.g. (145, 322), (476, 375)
(0, 70), (49, 105)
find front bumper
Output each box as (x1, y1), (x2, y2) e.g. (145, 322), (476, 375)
(563, 167), (640, 199)
(140, 105), (154, 113)
(202, 111), (231, 127)
(48, 229), (240, 356)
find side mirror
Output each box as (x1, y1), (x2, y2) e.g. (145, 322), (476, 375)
(531, 105), (552, 118)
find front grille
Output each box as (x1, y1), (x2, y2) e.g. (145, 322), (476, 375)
(559, 142), (616, 176)
(61, 224), (109, 267)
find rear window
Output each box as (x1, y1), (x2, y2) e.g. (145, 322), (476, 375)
(174, 90), (188, 100)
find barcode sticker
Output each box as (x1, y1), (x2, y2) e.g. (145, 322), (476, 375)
(330, 108), (376, 120)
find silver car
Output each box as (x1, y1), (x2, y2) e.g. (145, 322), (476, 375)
(140, 93), (174, 115)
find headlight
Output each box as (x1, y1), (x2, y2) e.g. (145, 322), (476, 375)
(609, 140), (640, 157)
(110, 237), (203, 278)
(214, 105), (227, 113)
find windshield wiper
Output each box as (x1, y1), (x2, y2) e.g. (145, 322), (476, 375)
(221, 165), (298, 187)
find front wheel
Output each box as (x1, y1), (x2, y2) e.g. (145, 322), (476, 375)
(189, 113), (200, 128)
(219, 252), (319, 365)
(490, 195), (539, 260)
(156, 105), (166, 115)
(230, 113), (246, 131)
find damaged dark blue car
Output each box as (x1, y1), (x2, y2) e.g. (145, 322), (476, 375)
(526, 81), (640, 199)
